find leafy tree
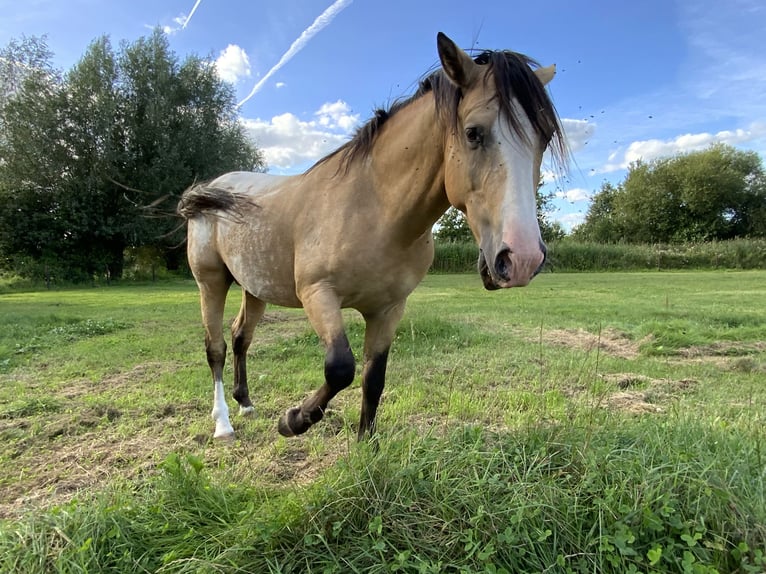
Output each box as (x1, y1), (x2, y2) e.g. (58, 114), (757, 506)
(435, 207), (473, 242)
(537, 188), (567, 242)
(0, 38), (67, 278)
(0, 35), (57, 110)
(0, 30), (264, 281)
(571, 182), (623, 242)
(574, 145), (766, 243)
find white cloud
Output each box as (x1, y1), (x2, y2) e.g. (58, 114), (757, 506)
(215, 44), (251, 84)
(555, 211), (586, 232)
(315, 100), (358, 131)
(275, 82), (286, 89)
(157, 1), (202, 36)
(242, 100), (359, 170)
(555, 188), (591, 203)
(561, 118), (595, 153)
(159, 13), (189, 35)
(602, 122), (766, 172)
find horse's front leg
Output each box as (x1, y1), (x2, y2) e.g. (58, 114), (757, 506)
(358, 301), (406, 440)
(278, 289), (355, 437)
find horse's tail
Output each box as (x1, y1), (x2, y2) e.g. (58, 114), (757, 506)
(177, 183), (254, 222)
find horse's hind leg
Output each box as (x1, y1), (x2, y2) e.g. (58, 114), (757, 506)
(358, 301), (406, 440)
(278, 289), (355, 437)
(231, 290), (266, 417)
(197, 272), (235, 439)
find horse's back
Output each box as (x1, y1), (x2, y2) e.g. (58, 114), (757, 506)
(209, 171), (288, 198)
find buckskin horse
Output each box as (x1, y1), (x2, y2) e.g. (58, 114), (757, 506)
(177, 32), (567, 440)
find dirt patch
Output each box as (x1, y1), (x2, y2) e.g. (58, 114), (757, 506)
(673, 342), (766, 371)
(61, 361), (184, 399)
(594, 373), (699, 414)
(603, 391), (663, 414)
(544, 328), (644, 360)
(678, 340), (766, 358)
(258, 311), (303, 325)
(256, 439), (346, 485)
(1, 430), (167, 518)
(0, 369), (356, 520)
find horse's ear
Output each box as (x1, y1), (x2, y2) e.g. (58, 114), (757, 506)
(534, 64), (556, 86)
(437, 32), (478, 89)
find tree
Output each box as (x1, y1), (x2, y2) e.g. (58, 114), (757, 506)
(572, 182), (623, 242)
(0, 30), (265, 281)
(435, 187), (566, 243)
(0, 35), (57, 110)
(537, 188), (567, 242)
(574, 145), (766, 243)
(0, 37), (67, 278)
(434, 207), (473, 242)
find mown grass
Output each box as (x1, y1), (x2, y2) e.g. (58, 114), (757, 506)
(0, 272), (764, 573)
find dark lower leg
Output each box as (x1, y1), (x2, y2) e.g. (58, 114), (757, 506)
(358, 349), (389, 440)
(278, 334), (355, 436)
(231, 293), (265, 413)
(232, 334), (253, 409)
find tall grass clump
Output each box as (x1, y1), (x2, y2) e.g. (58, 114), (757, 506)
(431, 242), (478, 273)
(545, 238), (766, 272)
(2, 416), (763, 573)
(431, 238), (766, 274)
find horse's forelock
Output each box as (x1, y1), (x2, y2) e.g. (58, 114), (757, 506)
(481, 50), (568, 169)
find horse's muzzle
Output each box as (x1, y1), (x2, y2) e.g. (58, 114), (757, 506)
(478, 242), (546, 290)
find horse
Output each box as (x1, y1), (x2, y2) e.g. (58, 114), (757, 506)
(177, 32), (567, 441)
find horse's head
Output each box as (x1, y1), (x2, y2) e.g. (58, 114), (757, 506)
(436, 33), (564, 290)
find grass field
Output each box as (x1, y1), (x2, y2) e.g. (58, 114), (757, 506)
(0, 271), (764, 573)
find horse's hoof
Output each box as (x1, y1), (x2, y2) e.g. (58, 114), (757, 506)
(277, 407), (301, 437)
(239, 405), (255, 417)
(213, 419), (235, 441)
(213, 429), (235, 441)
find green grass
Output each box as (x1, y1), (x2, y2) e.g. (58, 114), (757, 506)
(0, 272), (764, 572)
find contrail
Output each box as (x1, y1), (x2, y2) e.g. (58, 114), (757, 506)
(237, 0), (353, 108)
(183, 0), (203, 29)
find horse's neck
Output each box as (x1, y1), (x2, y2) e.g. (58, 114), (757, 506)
(368, 94), (451, 241)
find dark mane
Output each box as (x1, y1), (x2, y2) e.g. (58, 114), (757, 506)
(308, 48), (568, 174)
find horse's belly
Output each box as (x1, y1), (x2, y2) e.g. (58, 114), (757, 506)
(337, 240), (434, 313)
(225, 253), (300, 307)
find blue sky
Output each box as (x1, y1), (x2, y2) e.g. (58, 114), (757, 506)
(2, 0), (764, 230)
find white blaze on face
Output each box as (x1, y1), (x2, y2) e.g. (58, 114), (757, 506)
(492, 99), (545, 285)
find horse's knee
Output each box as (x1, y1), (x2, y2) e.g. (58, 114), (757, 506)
(325, 336), (355, 391)
(231, 330), (251, 356)
(205, 336), (226, 366)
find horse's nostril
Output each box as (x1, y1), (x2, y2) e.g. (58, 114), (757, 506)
(494, 248), (512, 280)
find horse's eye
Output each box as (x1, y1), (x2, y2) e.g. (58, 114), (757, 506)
(465, 126), (483, 148)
